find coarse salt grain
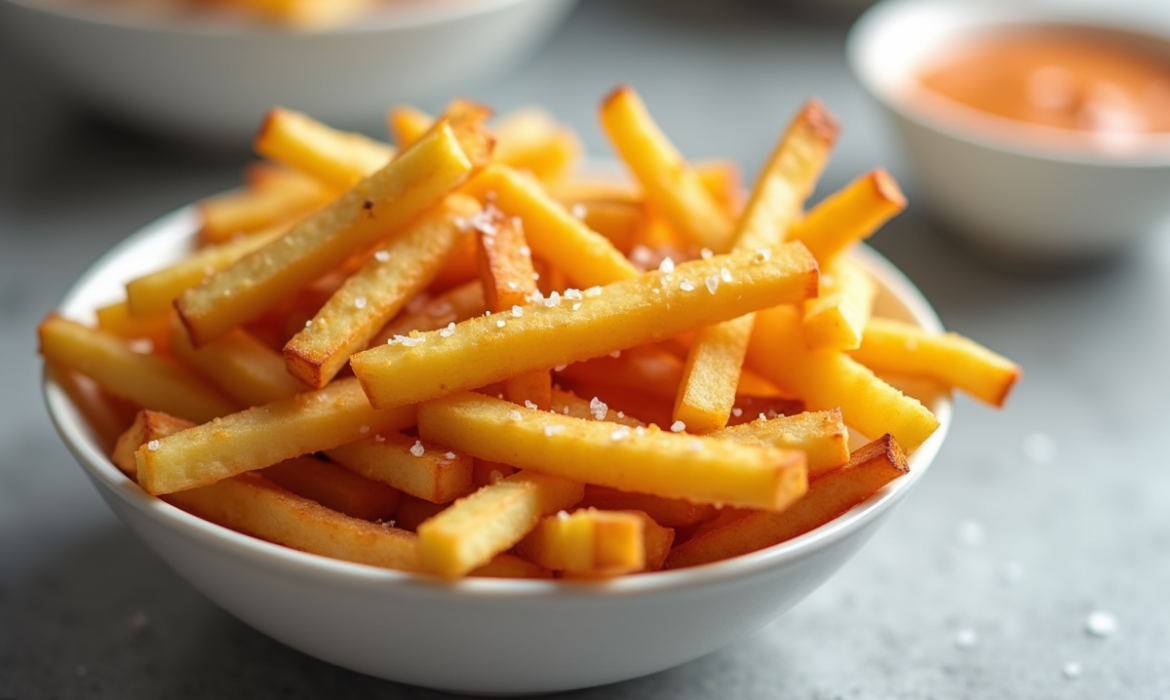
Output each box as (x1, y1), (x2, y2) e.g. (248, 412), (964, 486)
(410, 440), (425, 457)
(670, 420), (686, 433)
(572, 302), (582, 311)
(374, 249), (391, 263)
(706, 275), (720, 294)
(440, 322), (456, 338)
(507, 281), (519, 290)
(354, 296), (367, 309)
(658, 257), (675, 274)
(524, 400), (538, 410)
(731, 407), (743, 418)
(305, 320), (313, 328)
(631, 246), (654, 266)
(445, 452), (457, 460)
(680, 280), (695, 292)
(147, 440), (160, 451)
(721, 267), (732, 283)
(589, 397), (608, 420)
(511, 305), (523, 318)
(584, 286), (602, 298)
(519, 245), (532, 257)
(700, 248), (713, 259)
(508, 410), (523, 422)
(496, 319), (506, 328)
(401, 336), (424, 347)
(543, 291), (561, 308)
(611, 426), (631, 441)
(545, 425), (565, 436)
(564, 288), (583, 301)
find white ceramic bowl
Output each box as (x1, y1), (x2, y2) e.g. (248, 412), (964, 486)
(0, 0), (577, 144)
(848, 0), (1170, 264)
(42, 204), (951, 694)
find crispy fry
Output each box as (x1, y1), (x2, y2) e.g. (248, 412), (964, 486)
(600, 85), (733, 251)
(674, 100), (838, 434)
(178, 121), (492, 345)
(462, 165), (639, 287)
(352, 245), (819, 409)
(40, 315), (237, 424)
(747, 306), (939, 452)
(254, 107), (395, 191)
(475, 206), (552, 409)
(261, 455), (400, 521)
(790, 168), (906, 267)
(850, 318), (1022, 407)
(284, 194), (479, 388)
(665, 435), (908, 569)
(371, 281), (486, 343)
(171, 321), (306, 406)
(198, 165), (332, 243)
(94, 301), (172, 352)
(126, 225), (288, 318)
(325, 433), (475, 504)
(417, 393), (808, 511)
(577, 485), (713, 528)
(710, 409), (850, 477)
(111, 410), (193, 478)
(417, 471), (584, 577)
(135, 377), (416, 495)
(515, 508), (644, 575)
(387, 105), (432, 150)
(803, 259), (878, 351)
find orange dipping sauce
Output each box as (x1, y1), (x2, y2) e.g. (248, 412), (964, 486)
(917, 28), (1170, 146)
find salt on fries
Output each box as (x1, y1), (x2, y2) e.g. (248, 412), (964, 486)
(39, 90), (1020, 580)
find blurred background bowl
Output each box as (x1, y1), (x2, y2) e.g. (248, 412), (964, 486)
(0, 0), (578, 145)
(43, 199), (950, 694)
(848, 0), (1170, 265)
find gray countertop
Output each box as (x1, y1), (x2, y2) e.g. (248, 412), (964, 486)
(2, 1), (1168, 697)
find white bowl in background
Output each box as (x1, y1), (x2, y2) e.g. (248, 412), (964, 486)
(42, 202), (951, 694)
(848, 0), (1170, 264)
(0, 0), (577, 144)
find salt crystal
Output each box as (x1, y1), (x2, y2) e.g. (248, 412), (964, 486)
(658, 257), (675, 274)
(401, 336), (424, 347)
(543, 291), (562, 308)
(705, 275), (720, 294)
(721, 267), (732, 283)
(700, 248), (713, 259)
(519, 245), (532, 257)
(439, 322), (456, 338)
(1085, 611), (1117, 638)
(512, 305), (523, 318)
(631, 246), (654, 266)
(954, 628), (978, 649)
(445, 452), (457, 460)
(147, 440), (160, 451)
(758, 413), (767, 421)
(354, 296), (367, 309)
(670, 420), (686, 433)
(572, 302), (582, 310)
(305, 320), (313, 328)
(680, 280), (695, 292)
(571, 203), (587, 219)
(584, 286), (603, 298)
(410, 440), (425, 457)
(557, 510), (570, 521)
(545, 425), (565, 436)
(731, 407), (743, 418)
(617, 411), (625, 418)
(496, 319), (506, 328)
(374, 249), (391, 263)
(524, 400), (538, 410)
(508, 410), (523, 422)
(554, 364), (567, 372)
(507, 281), (519, 290)
(564, 288), (583, 301)
(611, 426), (631, 441)
(589, 397), (608, 420)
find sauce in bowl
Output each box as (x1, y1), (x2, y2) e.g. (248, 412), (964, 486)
(916, 28), (1170, 151)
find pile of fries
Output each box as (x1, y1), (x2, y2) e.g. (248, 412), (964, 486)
(40, 87), (1021, 580)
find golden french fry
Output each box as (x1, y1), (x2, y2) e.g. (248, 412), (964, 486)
(40, 315), (237, 424)
(198, 165), (333, 243)
(803, 259), (878, 351)
(491, 108), (582, 182)
(261, 455), (400, 522)
(171, 321), (306, 407)
(284, 194), (479, 388)
(178, 121), (493, 345)
(747, 305), (938, 452)
(462, 165), (639, 287)
(352, 244), (819, 409)
(136, 377), (416, 495)
(790, 168), (906, 267)
(851, 318), (1021, 408)
(125, 225), (288, 318)
(600, 85), (733, 251)
(665, 435), (908, 569)
(417, 393), (808, 511)
(94, 301), (172, 353)
(417, 471), (584, 577)
(515, 508), (644, 575)
(674, 100), (838, 434)
(325, 433), (475, 504)
(710, 409), (850, 477)
(111, 410), (193, 478)
(254, 107), (395, 191)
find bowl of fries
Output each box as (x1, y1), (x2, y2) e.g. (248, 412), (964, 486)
(0, 0), (577, 143)
(40, 91), (1020, 693)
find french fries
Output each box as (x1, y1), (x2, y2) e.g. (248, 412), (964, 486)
(42, 88), (1019, 581)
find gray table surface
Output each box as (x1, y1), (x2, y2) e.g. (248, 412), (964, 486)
(2, 1), (1169, 697)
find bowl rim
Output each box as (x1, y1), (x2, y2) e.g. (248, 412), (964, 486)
(0, 0), (555, 37)
(43, 200), (952, 599)
(847, 0), (1170, 168)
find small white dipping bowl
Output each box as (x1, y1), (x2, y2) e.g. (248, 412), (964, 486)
(0, 0), (577, 144)
(43, 204), (951, 694)
(848, 0), (1170, 264)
